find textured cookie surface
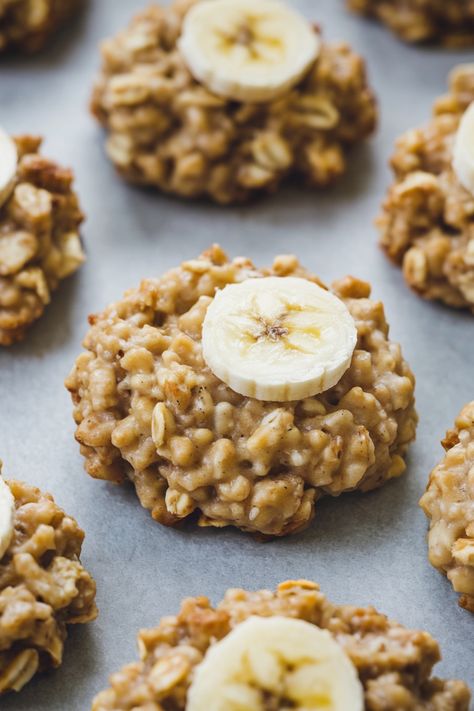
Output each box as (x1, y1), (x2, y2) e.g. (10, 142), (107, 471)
(0, 478), (97, 694)
(90, 0), (377, 204)
(66, 245), (417, 537)
(378, 65), (474, 311)
(0, 135), (85, 345)
(91, 579), (471, 710)
(420, 402), (474, 613)
(0, 0), (79, 53)
(347, 0), (474, 45)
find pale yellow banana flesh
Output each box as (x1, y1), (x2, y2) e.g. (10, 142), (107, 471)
(178, 0), (320, 103)
(201, 276), (357, 401)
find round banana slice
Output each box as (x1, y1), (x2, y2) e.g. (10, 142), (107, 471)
(178, 0), (320, 103)
(0, 476), (15, 560)
(187, 615), (364, 711)
(202, 276), (357, 401)
(453, 101), (474, 196)
(0, 127), (18, 209)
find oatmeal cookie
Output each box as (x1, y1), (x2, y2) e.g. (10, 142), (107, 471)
(0, 0), (79, 53)
(0, 134), (85, 346)
(377, 65), (474, 311)
(0, 472), (97, 695)
(347, 0), (474, 46)
(91, 579), (471, 711)
(420, 402), (474, 613)
(90, 0), (377, 204)
(66, 245), (417, 537)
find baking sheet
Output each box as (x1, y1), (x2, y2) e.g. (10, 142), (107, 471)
(1, 1), (474, 708)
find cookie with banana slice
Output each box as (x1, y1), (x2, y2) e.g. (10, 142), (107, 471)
(347, 0), (474, 46)
(90, 0), (377, 204)
(0, 132), (85, 345)
(0, 0), (80, 53)
(0, 464), (97, 695)
(378, 64), (474, 312)
(91, 579), (471, 711)
(420, 402), (474, 613)
(66, 245), (417, 537)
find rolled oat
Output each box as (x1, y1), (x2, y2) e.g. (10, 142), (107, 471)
(66, 245), (417, 537)
(91, 579), (471, 710)
(90, 0), (377, 204)
(378, 65), (474, 311)
(0, 135), (85, 345)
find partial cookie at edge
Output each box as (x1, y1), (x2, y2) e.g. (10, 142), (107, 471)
(377, 64), (474, 311)
(347, 0), (474, 46)
(91, 579), (471, 711)
(0, 472), (97, 695)
(420, 401), (474, 612)
(90, 0), (377, 204)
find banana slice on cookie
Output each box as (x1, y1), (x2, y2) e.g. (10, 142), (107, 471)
(0, 128), (18, 209)
(178, 0), (320, 103)
(453, 101), (474, 195)
(202, 276), (357, 401)
(187, 615), (363, 711)
(0, 476), (15, 559)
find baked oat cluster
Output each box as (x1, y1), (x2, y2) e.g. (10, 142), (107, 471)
(0, 135), (85, 346)
(91, 579), (471, 711)
(0, 0), (78, 53)
(90, 0), (377, 204)
(378, 65), (474, 312)
(0, 476), (97, 695)
(66, 245), (417, 537)
(347, 0), (474, 46)
(420, 402), (474, 613)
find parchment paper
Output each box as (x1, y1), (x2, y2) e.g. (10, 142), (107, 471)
(0, 1), (473, 709)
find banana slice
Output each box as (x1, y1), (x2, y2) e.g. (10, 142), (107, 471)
(0, 128), (18, 209)
(178, 0), (320, 103)
(453, 101), (474, 195)
(0, 476), (15, 560)
(187, 615), (363, 711)
(201, 276), (357, 401)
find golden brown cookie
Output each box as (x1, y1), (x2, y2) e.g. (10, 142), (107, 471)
(66, 245), (417, 537)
